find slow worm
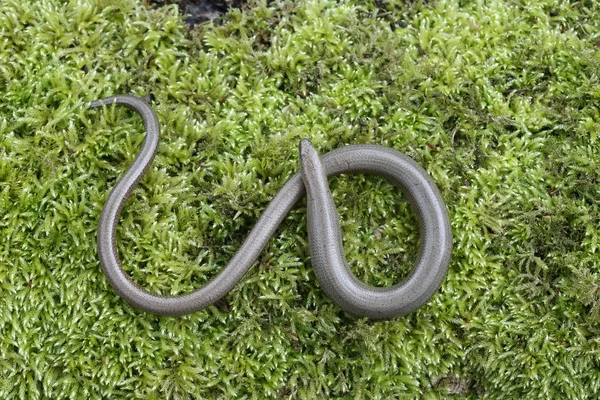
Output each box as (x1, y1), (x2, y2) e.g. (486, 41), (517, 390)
(90, 95), (452, 319)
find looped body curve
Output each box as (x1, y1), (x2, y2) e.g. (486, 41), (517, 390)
(90, 95), (452, 319)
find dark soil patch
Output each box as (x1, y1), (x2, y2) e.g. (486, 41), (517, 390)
(148, 0), (247, 27)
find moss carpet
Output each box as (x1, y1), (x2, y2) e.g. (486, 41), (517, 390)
(0, 0), (599, 398)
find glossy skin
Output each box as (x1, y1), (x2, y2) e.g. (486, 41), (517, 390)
(90, 95), (452, 319)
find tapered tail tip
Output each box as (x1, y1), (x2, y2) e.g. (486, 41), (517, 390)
(88, 100), (102, 109)
(88, 97), (117, 109)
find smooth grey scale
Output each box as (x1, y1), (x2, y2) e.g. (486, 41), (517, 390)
(90, 95), (452, 319)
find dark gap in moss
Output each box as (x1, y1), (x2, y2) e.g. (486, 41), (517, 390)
(148, 0), (247, 27)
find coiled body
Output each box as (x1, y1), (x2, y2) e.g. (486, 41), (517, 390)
(90, 95), (452, 319)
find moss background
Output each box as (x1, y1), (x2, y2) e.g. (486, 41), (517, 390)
(0, 0), (599, 398)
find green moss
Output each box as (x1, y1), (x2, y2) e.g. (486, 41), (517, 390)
(0, 0), (599, 398)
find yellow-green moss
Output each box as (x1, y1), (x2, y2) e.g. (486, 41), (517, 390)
(0, 0), (598, 398)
